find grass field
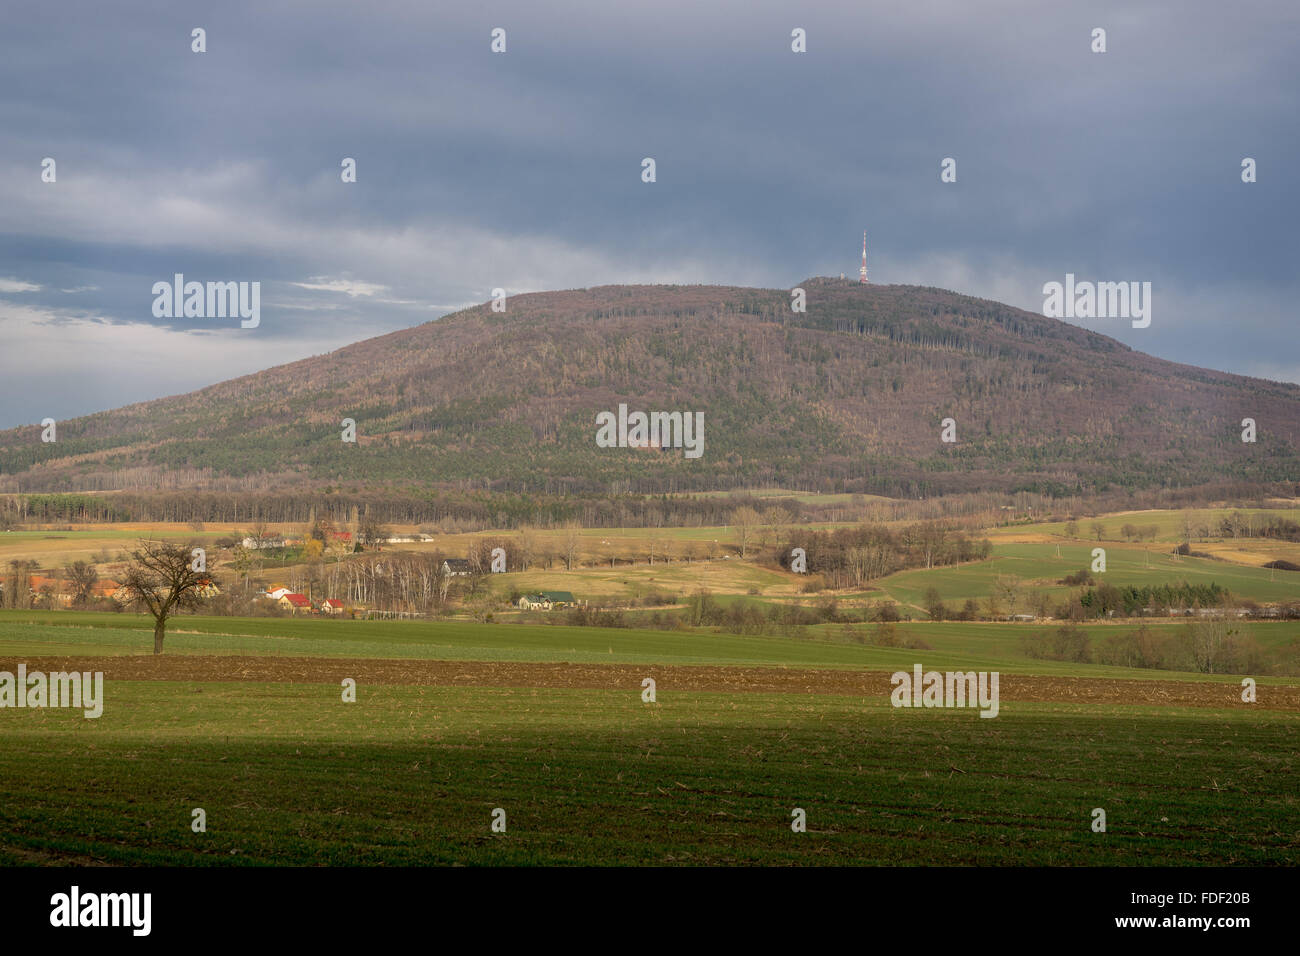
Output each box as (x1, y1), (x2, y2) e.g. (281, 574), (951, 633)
(5, 506), (1300, 611)
(2, 503), (1298, 866)
(1, 680), (1295, 866)
(874, 541), (1300, 611)
(487, 536), (1300, 608)
(1, 610), (1298, 865)
(989, 508), (1300, 544)
(2, 610), (1298, 679)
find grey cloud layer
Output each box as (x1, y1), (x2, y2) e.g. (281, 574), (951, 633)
(0, 0), (1295, 426)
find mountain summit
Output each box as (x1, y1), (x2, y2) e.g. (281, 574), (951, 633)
(4, 280), (1297, 497)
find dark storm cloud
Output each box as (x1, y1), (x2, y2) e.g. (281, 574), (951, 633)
(0, 0), (1296, 426)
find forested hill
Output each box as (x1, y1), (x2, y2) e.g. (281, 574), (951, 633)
(2, 278), (1298, 498)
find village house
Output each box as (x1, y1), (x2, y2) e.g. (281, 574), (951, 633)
(23, 575), (130, 608)
(278, 592), (313, 614)
(517, 591), (578, 611)
(319, 598), (345, 615)
(28, 574), (72, 608)
(442, 558), (473, 577)
(543, 591), (577, 608)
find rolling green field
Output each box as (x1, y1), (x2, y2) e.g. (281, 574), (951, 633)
(2, 502), (1298, 867)
(479, 539), (1300, 613)
(1, 682), (1295, 866)
(989, 508), (1300, 543)
(2, 609), (1297, 680)
(874, 541), (1300, 611)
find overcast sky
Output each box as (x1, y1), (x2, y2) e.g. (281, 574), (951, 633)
(1, 0), (1296, 427)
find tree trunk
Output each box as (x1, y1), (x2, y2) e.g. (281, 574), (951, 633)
(153, 618), (166, 655)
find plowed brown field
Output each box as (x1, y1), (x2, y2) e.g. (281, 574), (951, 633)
(3, 654), (1296, 711)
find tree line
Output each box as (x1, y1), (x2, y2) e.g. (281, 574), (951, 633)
(778, 522), (992, 589)
(1022, 620), (1296, 676)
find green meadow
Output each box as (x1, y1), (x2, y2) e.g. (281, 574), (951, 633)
(1, 610), (1296, 681)
(1, 683), (1295, 866)
(989, 508), (1300, 543)
(874, 541), (1300, 611)
(1, 503), (1297, 867)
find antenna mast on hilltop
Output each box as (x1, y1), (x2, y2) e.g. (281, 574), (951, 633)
(859, 232), (869, 284)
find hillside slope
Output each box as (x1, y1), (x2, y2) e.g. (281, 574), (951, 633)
(3, 279), (1297, 496)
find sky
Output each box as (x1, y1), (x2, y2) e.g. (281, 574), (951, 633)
(0, 0), (1296, 428)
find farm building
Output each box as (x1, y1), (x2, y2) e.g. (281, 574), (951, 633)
(517, 591), (578, 611)
(442, 559), (473, 577)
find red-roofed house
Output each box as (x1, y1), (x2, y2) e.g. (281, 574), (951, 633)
(319, 598), (345, 615)
(28, 575), (71, 607)
(278, 592), (313, 614)
(91, 579), (121, 600)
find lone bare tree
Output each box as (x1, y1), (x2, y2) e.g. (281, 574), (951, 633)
(516, 525), (537, 571)
(561, 521), (583, 571)
(993, 574), (1022, 617)
(121, 540), (209, 654)
(64, 560), (98, 608)
(731, 506), (762, 559)
(4, 559), (37, 609)
(1184, 616), (1237, 674)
